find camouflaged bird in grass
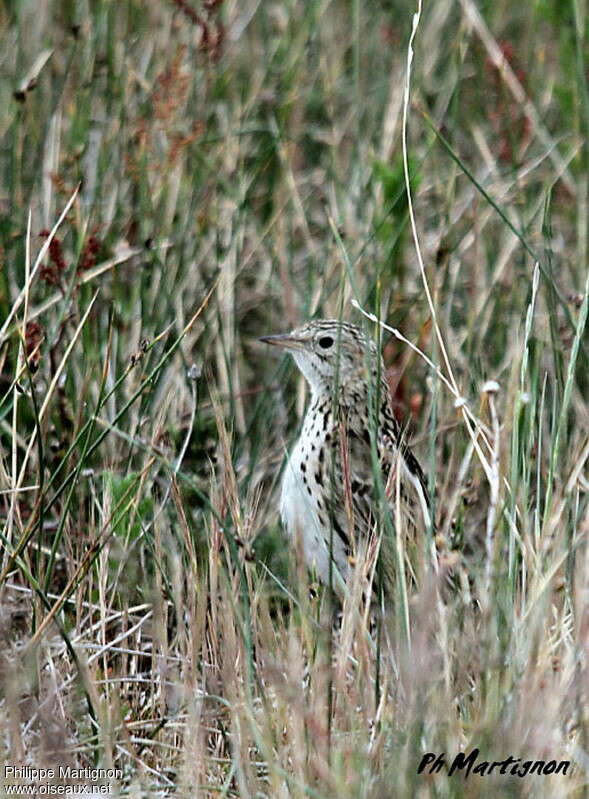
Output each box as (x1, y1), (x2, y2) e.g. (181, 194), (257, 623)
(261, 319), (433, 600)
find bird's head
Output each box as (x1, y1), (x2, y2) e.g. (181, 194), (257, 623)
(260, 319), (380, 395)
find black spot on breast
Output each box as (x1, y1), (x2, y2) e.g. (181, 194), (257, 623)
(351, 479), (368, 497)
(332, 517), (351, 551)
(307, 486), (312, 497)
(300, 462), (306, 473)
(322, 411), (330, 431)
(318, 448), (324, 463)
(315, 471), (324, 487)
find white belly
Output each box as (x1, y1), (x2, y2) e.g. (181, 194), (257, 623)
(279, 425), (348, 585)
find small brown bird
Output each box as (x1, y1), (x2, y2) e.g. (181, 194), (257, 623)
(261, 319), (432, 599)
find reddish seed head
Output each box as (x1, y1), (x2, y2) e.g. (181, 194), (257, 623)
(39, 229), (67, 285)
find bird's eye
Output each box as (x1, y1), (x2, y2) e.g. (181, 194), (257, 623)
(318, 336), (334, 349)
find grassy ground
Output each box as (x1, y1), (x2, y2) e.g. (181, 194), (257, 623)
(1, 0), (589, 796)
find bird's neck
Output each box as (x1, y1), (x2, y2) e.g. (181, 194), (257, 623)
(306, 374), (389, 420)
(307, 380), (367, 413)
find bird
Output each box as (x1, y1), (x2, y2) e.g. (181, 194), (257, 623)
(261, 319), (432, 602)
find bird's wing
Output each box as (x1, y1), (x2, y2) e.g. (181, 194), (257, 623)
(324, 398), (431, 589)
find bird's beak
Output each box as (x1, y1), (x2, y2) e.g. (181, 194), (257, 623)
(259, 333), (307, 352)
